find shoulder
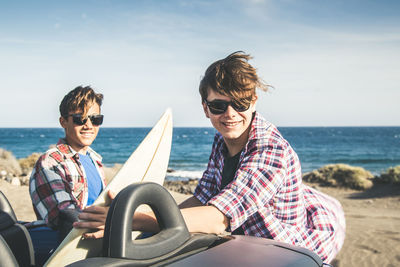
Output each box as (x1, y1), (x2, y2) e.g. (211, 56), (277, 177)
(35, 146), (66, 169)
(249, 112), (291, 152)
(210, 132), (225, 152)
(244, 113), (301, 171)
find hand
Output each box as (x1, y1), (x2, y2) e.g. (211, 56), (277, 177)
(73, 190), (116, 239)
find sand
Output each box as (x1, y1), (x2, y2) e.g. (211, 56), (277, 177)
(1, 179), (399, 267)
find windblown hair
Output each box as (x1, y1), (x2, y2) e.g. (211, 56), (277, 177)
(199, 51), (269, 104)
(59, 86), (103, 118)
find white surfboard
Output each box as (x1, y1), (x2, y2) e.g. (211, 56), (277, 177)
(44, 109), (173, 267)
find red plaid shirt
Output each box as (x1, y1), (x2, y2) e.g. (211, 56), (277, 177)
(29, 139), (106, 228)
(194, 112), (345, 263)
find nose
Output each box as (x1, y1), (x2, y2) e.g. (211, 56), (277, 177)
(83, 117), (93, 128)
(224, 104), (237, 117)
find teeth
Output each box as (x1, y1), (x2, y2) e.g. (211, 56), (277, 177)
(224, 121), (239, 126)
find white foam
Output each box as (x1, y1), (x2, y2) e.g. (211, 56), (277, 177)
(167, 170), (203, 180)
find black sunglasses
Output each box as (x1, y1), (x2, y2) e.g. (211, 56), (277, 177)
(204, 99), (251, 115)
(68, 114), (104, 126)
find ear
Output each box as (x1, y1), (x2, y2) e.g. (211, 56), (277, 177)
(202, 101), (210, 118)
(59, 116), (67, 129)
(251, 95), (258, 112)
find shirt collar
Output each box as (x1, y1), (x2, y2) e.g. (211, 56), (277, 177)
(217, 112), (272, 157)
(248, 111), (271, 141)
(56, 138), (102, 162)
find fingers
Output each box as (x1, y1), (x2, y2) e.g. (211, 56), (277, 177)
(78, 210), (107, 222)
(72, 191), (116, 237)
(83, 230), (105, 239)
(82, 205), (108, 214)
(108, 190), (116, 200)
(73, 220), (105, 229)
(74, 205), (109, 229)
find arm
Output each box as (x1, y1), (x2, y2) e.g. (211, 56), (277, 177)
(29, 156), (78, 228)
(76, 135), (228, 237)
(179, 196), (229, 233)
(180, 204), (229, 234)
(76, 195), (229, 238)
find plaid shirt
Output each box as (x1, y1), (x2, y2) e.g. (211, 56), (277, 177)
(29, 139), (106, 228)
(194, 112), (345, 263)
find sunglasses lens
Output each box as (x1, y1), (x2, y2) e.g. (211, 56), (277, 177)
(232, 101), (250, 112)
(71, 115), (86, 125)
(89, 115), (104, 126)
(207, 101), (228, 115)
(70, 114), (103, 126)
(206, 99), (251, 114)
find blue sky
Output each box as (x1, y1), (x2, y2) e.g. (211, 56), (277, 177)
(0, 0), (399, 127)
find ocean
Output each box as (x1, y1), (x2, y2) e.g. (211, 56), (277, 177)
(0, 127), (399, 179)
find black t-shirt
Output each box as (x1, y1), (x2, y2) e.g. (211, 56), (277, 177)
(221, 152), (241, 188)
(221, 151), (244, 235)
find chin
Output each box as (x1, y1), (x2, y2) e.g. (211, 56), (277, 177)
(220, 131), (243, 140)
(79, 139), (95, 146)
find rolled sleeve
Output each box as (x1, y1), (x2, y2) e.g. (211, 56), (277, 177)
(208, 184), (247, 231)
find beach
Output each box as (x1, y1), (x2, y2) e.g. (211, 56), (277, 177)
(1, 179), (399, 267)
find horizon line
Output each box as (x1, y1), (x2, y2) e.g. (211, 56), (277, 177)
(0, 125), (399, 129)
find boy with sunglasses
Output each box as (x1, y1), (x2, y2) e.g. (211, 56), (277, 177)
(28, 86), (105, 264)
(75, 52), (344, 263)
(183, 51), (345, 263)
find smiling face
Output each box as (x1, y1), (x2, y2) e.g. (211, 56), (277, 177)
(203, 89), (257, 156)
(59, 102), (101, 154)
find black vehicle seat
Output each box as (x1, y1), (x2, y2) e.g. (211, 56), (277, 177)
(0, 191), (35, 267)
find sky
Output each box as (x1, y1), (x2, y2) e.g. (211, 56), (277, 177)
(0, 0), (399, 127)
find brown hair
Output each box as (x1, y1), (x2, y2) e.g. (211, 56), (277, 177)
(59, 86), (103, 118)
(199, 51), (268, 104)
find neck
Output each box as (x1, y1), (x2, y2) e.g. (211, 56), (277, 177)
(223, 126), (251, 157)
(71, 145), (88, 154)
(65, 137), (88, 154)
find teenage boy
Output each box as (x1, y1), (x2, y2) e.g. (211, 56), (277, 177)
(75, 53), (345, 264)
(29, 86), (106, 264)
(187, 52), (346, 263)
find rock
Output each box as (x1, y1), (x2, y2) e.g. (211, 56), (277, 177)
(0, 170), (7, 178)
(11, 177), (21, 186)
(164, 179), (199, 194)
(20, 175), (30, 186)
(5, 174), (13, 183)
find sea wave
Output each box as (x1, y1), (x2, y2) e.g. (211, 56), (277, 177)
(166, 170), (204, 180)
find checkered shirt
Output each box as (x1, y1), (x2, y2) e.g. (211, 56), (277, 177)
(194, 112), (345, 263)
(29, 139), (106, 228)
